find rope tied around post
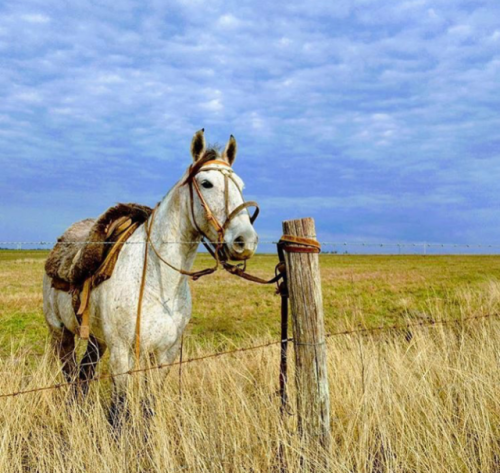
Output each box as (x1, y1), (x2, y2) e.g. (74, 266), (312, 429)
(279, 235), (321, 254)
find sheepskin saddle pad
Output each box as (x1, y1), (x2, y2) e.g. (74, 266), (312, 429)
(45, 203), (152, 288)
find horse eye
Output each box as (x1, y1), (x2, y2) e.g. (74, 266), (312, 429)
(201, 180), (213, 189)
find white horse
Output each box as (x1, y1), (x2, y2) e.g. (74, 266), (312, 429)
(43, 130), (258, 416)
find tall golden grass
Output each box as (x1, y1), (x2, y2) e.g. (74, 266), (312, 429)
(1, 281), (500, 472)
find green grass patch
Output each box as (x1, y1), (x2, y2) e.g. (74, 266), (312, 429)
(1, 251), (499, 356)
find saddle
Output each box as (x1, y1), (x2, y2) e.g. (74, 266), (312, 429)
(45, 203), (153, 338)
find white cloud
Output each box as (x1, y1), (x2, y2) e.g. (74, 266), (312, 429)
(20, 13), (50, 23)
(447, 24), (472, 36)
(201, 98), (223, 112)
(12, 91), (44, 103)
(217, 14), (241, 28)
(371, 113), (391, 122)
(250, 112), (263, 130)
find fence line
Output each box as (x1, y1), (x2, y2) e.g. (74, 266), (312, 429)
(1, 312), (497, 400)
(1, 240), (500, 248)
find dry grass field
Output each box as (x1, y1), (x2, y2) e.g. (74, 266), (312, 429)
(1, 250), (500, 471)
(2, 250), (500, 355)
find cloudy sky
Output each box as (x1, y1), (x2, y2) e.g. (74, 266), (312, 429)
(1, 0), (499, 250)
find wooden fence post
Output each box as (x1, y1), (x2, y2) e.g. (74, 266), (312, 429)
(282, 217), (331, 464)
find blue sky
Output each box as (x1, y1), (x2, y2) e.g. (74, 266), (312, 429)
(1, 0), (499, 250)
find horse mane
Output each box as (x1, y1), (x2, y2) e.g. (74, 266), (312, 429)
(201, 144), (222, 161)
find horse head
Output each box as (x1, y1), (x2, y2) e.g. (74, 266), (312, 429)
(187, 129), (258, 261)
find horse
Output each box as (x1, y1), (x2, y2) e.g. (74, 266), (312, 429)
(42, 130), (258, 418)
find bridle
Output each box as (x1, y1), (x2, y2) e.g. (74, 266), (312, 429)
(144, 155), (260, 280)
(135, 155), (319, 361)
(186, 157), (259, 263)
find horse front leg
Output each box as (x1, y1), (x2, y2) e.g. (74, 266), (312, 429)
(151, 338), (184, 396)
(134, 339), (183, 422)
(155, 338), (183, 382)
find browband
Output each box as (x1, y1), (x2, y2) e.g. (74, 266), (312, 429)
(200, 159), (231, 168)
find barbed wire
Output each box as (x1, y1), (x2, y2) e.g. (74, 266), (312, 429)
(322, 242), (500, 248)
(0, 312), (497, 400)
(0, 338), (286, 400)
(2, 240), (500, 251)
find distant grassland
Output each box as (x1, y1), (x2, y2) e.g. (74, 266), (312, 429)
(0, 250), (499, 356)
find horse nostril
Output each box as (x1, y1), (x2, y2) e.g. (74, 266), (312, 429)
(233, 235), (245, 252)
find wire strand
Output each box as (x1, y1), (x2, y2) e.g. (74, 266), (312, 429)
(2, 240), (500, 248)
(0, 312), (497, 400)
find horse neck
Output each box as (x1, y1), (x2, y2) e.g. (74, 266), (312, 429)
(147, 181), (200, 286)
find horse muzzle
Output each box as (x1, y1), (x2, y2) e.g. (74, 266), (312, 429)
(222, 230), (258, 261)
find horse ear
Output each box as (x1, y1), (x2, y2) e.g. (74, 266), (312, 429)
(222, 135), (237, 166)
(190, 129), (206, 162)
